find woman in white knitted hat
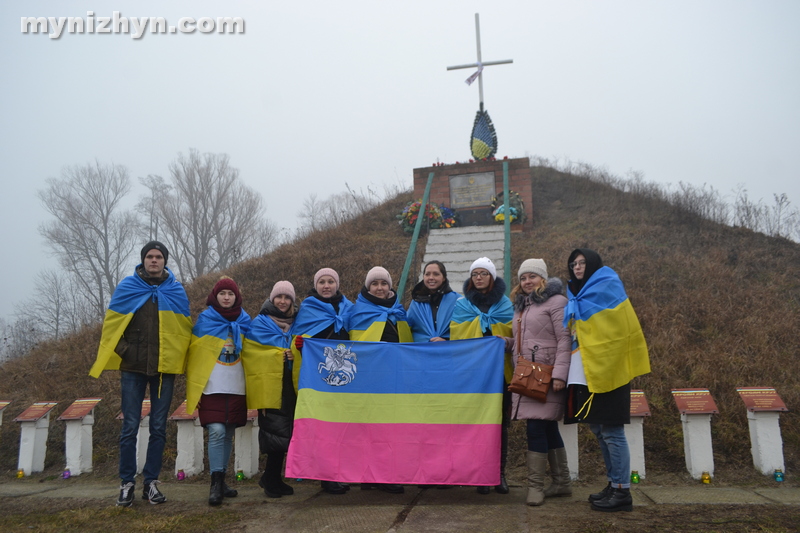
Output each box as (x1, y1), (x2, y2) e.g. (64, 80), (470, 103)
(503, 259), (572, 506)
(450, 257), (514, 495)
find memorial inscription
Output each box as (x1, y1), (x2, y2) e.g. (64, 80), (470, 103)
(450, 172), (495, 208)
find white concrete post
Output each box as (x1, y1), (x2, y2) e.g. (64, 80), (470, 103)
(747, 411), (785, 475)
(681, 413), (714, 480)
(175, 417), (204, 477)
(0, 401), (10, 427)
(558, 420), (579, 480)
(137, 415), (150, 475)
(18, 414), (51, 475)
(625, 416), (646, 479)
(234, 414), (259, 479)
(64, 412), (95, 475)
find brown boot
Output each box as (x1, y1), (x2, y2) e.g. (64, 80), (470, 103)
(543, 447), (572, 498)
(526, 451), (548, 506)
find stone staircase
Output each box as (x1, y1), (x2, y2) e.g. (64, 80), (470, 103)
(422, 226), (506, 293)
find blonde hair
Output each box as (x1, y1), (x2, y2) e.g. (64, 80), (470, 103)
(510, 276), (547, 300)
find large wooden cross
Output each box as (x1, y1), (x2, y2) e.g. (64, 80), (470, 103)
(447, 13), (513, 112)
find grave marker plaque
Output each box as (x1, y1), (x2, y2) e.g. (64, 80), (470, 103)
(671, 389), (719, 415)
(449, 172), (495, 208)
(736, 387), (788, 412)
(630, 390), (651, 417)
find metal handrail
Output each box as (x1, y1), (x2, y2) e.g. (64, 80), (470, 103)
(396, 172), (435, 301)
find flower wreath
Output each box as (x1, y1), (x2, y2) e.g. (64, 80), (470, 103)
(397, 201), (458, 234)
(490, 190), (525, 224)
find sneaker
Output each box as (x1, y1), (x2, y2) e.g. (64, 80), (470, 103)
(143, 480), (167, 504)
(116, 481), (135, 507)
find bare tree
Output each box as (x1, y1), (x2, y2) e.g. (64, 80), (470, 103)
(38, 161), (140, 319)
(156, 149), (277, 280)
(15, 270), (92, 341)
(137, 174), (172, 241)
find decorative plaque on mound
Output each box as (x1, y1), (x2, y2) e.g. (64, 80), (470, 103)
(671, 389), (719, 415)
(736, 387), (788, 412)
(57, 398), (101, 421)
(630, 390), (651, 416)
(14, 401), (59, 422)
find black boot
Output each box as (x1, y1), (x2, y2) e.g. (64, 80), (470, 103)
(209, 472), (224, 506)
(259, 454), (293, 497)
(361, 483), (404, 494)
(591, 487), (633, 512)
(495, 390), (510, 494)
(588, 482), (612, 503)
(221, 470), (238, 498)
(321, 481), (347, 494)
(476, 486), (491, 494)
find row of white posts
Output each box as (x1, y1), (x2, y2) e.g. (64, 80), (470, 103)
(1, 387), (788, 481)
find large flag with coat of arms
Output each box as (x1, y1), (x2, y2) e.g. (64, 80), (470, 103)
(285, 337), (505, 485)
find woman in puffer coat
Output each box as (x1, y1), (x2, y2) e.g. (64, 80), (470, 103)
(503, 259), (572, 506)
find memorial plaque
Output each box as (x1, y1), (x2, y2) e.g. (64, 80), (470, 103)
(170, 400), (200, 420)
(14, 401), (58, 422)
(450, 172), (495, 208)
(736, 387), (788, 412)
(630, 390), (651, 417)
(671, 389), (719, 414)
(116, 399), (151, 420)
(58, 398), (101, 421)
(0, 401), (10, 411)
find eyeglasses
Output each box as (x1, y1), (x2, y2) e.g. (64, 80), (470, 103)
(569, 260), (587, 269)
(471, 271), (491, 279)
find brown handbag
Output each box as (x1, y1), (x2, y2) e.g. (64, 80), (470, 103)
(507, 319), (553, 403)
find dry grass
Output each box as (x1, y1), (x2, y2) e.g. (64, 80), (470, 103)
(1, 168), (798, 480)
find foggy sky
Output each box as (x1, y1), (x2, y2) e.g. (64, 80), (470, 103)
(1, 0), (798, 321)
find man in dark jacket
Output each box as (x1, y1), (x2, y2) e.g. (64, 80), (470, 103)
(90, 241), (192, 507)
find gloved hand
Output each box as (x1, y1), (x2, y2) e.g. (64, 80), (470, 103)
(294, 336), (305, 351)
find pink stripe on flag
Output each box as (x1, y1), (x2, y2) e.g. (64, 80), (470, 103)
(285, 419), (500, 485)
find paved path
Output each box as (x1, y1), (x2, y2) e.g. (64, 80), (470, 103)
(2, 478), (798, 532)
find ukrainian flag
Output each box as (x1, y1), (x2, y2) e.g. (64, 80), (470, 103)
(564, 266), (650, 393)
(241, 314), (301, 410)
(293, 296), (352, 338)
(347, 293), (412, 342)
(185, 308), (251, 412)
(285, 337), (505, 485)
(89, 268), (192, 378)
(407, 291), (460, 342)
(450, 296), (514, 382)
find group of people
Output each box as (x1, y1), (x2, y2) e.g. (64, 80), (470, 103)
(91, 240), (649, 514)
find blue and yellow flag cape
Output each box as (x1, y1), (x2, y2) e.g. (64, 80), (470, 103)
(293, 296), (353, 338)
(563, 266), (650, 394)
(347, 293), (412, 342)
(185, 307), (251, 412)
(90, 267), (192, 378)
(241, 314), (301, 410)
(407, 291), (460, 342)
(450, 296), (514, 381)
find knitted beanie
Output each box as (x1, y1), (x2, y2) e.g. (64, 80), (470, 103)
(518, 258), (548, 280)
(140, 240), (169, 265)
(270, 280), (296, 303)
(314, 268), (340, 290)
(365, 266), (392, 288)
(469, 257), (497, 280)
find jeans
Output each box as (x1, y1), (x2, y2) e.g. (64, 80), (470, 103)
(207, 422), (236, 473)
(526, 419), (565, 453)
(119, 371), (175, 484)
(590, 423), (630, 488)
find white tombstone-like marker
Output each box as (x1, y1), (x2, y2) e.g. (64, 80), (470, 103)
(624, 390), (651, 480)
(0, 400), (11, 428)
(557, 419), (579, 481)
(15, 401), (59, 476)
(117, 399), (151, 475)
(736, 387), (788, 476)
(170, 400), (204, 478)
(58, 398), (102, 476)
(234, 409), (260, 479)
(672, 389), (718, 480)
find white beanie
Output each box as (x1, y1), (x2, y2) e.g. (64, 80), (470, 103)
(518, 258), (548, 280)
(469, 257), (497, 280)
